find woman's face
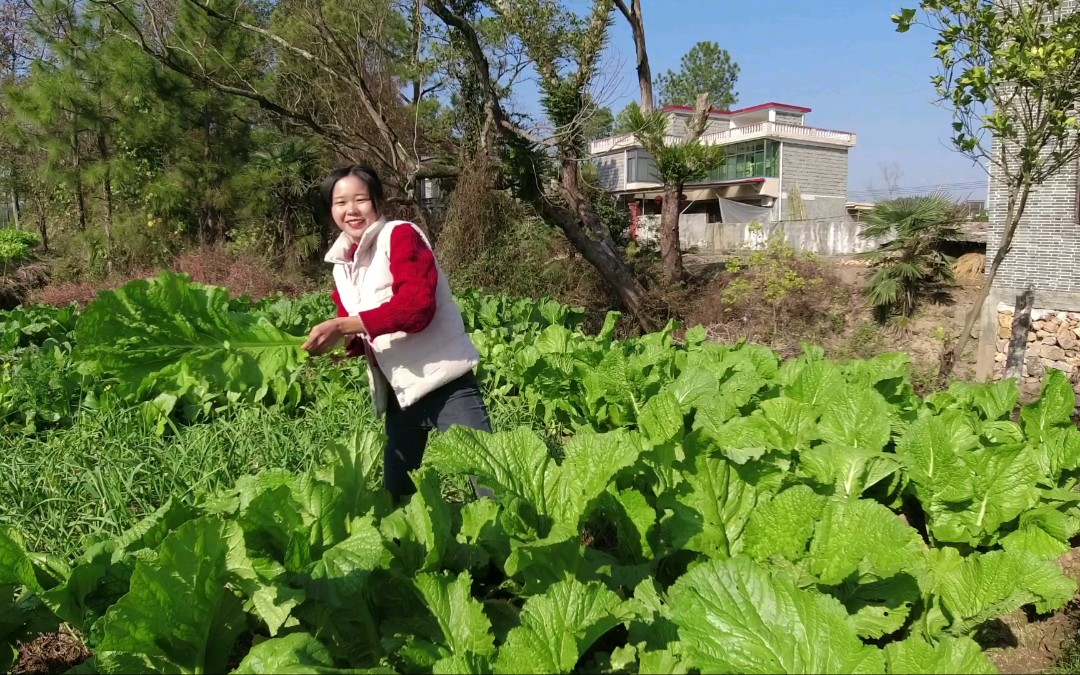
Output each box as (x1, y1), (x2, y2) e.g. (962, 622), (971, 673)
(331, 174), (380, 241)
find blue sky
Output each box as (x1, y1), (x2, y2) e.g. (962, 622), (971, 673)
(519, 0), (991, 202)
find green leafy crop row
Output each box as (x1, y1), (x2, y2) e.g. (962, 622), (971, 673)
(2, 274), (1078, 674)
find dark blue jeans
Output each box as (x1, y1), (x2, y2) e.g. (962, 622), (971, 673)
(384, 371), (493, 500)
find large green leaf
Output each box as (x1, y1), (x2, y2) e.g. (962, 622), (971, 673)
(296, 517), (390, 666)
(493, 579), (626, 674)
(785, 359), (845, 409)
(667, 556), (884, 674)
(744, 485), (827, 563)
(817, 386), (892, 452)
(315, 428), (390, 520)
(93, 517), (247, 674)
(660, 455), (759, 559)
(414, 571), (495, 672)
(426, 428), (638, 537)
(807, 499), (926, 585)
(883, 635), (996, 674)
(921, 548), (1076, 637)
(1020, 369), (1076, 440)
(930, 445), (1041, 545)
(380, 468), (452, 573)
(233, 632), (394, 674)
(1, 527), (57, 672)
(895, 413), (978, 504)
(75, 271), (306, 408)
(798, 444), (902, 498)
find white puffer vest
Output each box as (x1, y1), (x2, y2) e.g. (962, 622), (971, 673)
(325, 218), (480, 417)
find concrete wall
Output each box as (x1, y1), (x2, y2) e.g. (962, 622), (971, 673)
(780, 142), (850, 220)
(636, 214), (880, 257)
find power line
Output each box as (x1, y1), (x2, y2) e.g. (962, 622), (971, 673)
(849, 180), (987, 200)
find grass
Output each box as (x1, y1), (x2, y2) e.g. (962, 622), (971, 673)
(1, 385), (376, 558)
(1, 367), (538, 559)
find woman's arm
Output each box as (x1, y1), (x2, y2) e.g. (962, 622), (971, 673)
(358, 225), (438, 337)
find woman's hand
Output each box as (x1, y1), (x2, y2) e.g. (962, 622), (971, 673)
(301, 317), (367, 355)
(302, 319), (345, 355)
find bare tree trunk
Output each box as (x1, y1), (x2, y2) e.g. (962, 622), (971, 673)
(939, 183), (1032, 386)
(9, 190), (19, 230)
(535, 198), (655, 332)
(72, 123), (88, 232)
(96, 129), (114, 275)
(613, 0), (654, 112)
(34, 196), (48, 252)
(1004, 285), (1035, 382)
(9, 163), (21, 230)
(660, 183), (683, 285)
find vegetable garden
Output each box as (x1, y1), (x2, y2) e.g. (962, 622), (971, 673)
(3, 271), (1080, 674)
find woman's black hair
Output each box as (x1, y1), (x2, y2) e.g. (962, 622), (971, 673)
(320, 164), (387, 217)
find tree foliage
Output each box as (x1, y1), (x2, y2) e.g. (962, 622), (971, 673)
(656, 41), (740, 109)
(858, 194), (963, 319)
(894, 0), (1080, 381)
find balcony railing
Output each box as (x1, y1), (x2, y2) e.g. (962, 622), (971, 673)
(701, 121), (856, 146)
(589, 121), (856, 155)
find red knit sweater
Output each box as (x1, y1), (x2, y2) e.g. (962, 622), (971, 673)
(331, 225), (438, 356)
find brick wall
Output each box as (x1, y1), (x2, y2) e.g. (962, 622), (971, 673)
(666, 114), (688, 137)
(780, 142), (850, 219)
(986, 154), (1080, 292)
(594, 151), (625, 192)
(985, 0), (1079, 293)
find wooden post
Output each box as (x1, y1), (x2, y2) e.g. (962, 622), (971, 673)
(1003, 285), (1035, 382)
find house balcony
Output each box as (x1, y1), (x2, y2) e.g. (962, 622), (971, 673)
(588, 121), (856, 155)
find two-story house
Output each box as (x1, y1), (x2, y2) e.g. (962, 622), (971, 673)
(589, 102), (857, 233)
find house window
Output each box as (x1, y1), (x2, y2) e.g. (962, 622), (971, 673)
(703, 139), (780, 182)
(626, 149), (661, 183)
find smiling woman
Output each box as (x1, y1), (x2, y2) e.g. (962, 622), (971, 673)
(304, 164), (494, 502)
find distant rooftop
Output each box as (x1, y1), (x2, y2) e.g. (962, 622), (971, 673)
(659, 102), (812, 116)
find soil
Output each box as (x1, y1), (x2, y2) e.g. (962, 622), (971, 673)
(683, 252), (983, 386)
(14, 629), (91, 675)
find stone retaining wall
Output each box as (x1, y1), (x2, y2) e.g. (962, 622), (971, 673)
(992, 306), (1080, 396)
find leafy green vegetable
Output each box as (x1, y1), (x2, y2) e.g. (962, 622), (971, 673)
(75, 271), (307, 420)
(668, 556), (885, 674)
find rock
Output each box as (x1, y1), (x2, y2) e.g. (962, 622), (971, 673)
(1049, 361), (1073, 372)
(999, 313), (1012, 328)
(1073, 326), (1080, 339)
(1027, 356), (1045, 377)
(995, 352), (1006, 362)
(1029, 332), (1037, 343)
(1058, 312), (1069, 321)
(1034, 321), (1046, 330)
(1068, 356), (1080, 367)
(1022, 380), (1042, 398)
(1041, 344), (1067, 361)
(1043, 336), (1059, 346)
(999, 326), (1011, 339)
(997, 339), (1008, 352)
(1058, 329), (1078, 351)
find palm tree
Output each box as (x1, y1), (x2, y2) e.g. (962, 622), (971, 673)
(858, 193), (963, 320)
